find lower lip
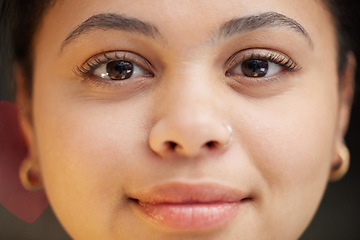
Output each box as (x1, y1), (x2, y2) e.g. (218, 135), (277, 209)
(134, 201), (242, 230)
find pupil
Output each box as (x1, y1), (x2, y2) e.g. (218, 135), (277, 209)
(242, 59), (268, 77)
(106, 61), (134, 80)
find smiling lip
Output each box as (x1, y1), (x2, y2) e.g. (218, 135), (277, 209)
(130, 182), (249, 230)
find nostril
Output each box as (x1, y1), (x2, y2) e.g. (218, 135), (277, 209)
(205, 141), (218, 149)
(166, 141), (178, 150)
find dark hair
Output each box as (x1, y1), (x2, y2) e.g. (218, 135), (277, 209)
(0, 0), (359, 100)
(323, 0), (360, 79)
(0, 0), (55, 100)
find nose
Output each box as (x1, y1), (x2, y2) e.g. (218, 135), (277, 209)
(148, 79), (231, 158)
(149, 118), (232, 157)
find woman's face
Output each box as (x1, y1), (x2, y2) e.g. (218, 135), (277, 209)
(24, 0), (352, 239)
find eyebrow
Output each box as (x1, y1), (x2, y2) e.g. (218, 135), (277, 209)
(61, 13), (161, 51)
(61, 11), (312, 52)
(215, 12), (313, 47)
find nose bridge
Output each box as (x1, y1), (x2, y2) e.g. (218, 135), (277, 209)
(155, 63), (221, 128)
(149, 65), (231, 158)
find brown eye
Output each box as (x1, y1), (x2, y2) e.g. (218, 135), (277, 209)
(92, 59), (150, 80)
(227, 58), (282, 78)
(106, 61), (134, 80)
(241, 59), (268, 77)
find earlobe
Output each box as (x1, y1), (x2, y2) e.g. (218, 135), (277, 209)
(330, 142), (350, 182)
(19, 157), (44, 191)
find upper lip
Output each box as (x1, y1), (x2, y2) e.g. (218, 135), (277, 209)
(128, 182), (249, 204)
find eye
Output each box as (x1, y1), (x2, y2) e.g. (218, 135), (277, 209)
(93, 60), (147, 80)
(74, 51), (154, 83)
(225, 50), (300, 79)
(227, 59), (283, 78)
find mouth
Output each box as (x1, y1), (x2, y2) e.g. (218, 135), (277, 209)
(129, 182), (251, 230)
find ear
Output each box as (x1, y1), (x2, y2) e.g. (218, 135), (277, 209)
(14, 63), (44, 190)
(337, 52), (356, 138)
(330, 52), (356, 182)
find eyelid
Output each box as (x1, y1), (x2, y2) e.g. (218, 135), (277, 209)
(224, 48), (300, 74)
(73, 51), (155, 79)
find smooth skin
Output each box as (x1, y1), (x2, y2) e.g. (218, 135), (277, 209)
(18, 0), (354, 239)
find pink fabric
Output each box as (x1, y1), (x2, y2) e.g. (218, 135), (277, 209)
(0, 101), (48, 223)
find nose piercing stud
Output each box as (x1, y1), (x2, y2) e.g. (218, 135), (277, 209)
(222, 124), (233, 147)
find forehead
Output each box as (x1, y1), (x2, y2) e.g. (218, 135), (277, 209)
(40, 0), (334, 44)
(33, 0), (336, 67)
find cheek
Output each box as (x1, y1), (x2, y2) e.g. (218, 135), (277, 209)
(247, 103), (335, 191)
(32, 90), (150, 237)
(231, 72), (339, 236)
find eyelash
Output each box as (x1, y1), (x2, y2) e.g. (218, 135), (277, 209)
(74, 49), (300, 87)
(74, 55), (106, 77)
(225, 49), (300, 78)
(73, 51), (153, 86)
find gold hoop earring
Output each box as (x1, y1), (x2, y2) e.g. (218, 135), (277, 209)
(19, 158), (44, 191)
(330, 142), (350, 182)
